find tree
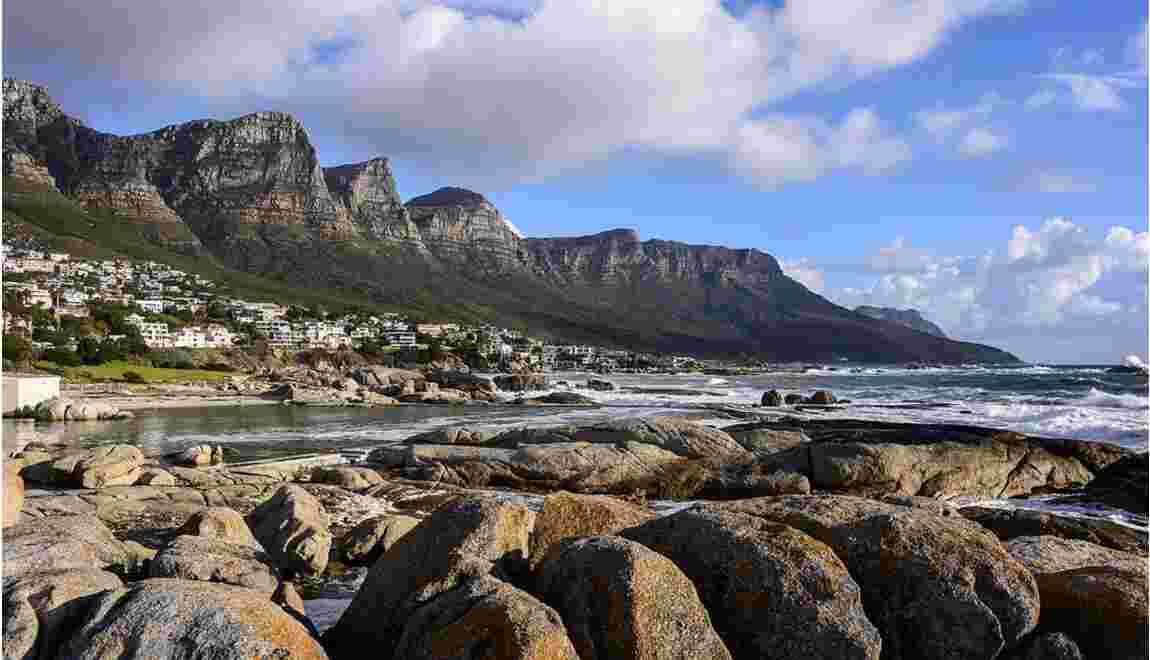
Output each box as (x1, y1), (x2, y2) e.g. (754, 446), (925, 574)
(2, 334), (34, 366)
(77, 335), (103, 365)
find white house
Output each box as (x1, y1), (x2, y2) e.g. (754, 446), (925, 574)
(137, 299), (167, 314)
(385, 332), (417, 347)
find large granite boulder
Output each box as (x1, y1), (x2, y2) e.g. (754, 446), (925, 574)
(3, 515), (131, 578)
(1035, 566), (1148, 660)
(323, 499), (535, 659)
(715, 495), (1040, 660)
(723, 423), (810, 453)
(172, 444), (223, 467)
(3, 461), (24, 527)
(517, 392), (597, 406)
(310, 466), (384, 491)
(1005, 535), (1147, 575)
(1000, 633), (1083, 660)
(536, 536), (732, 660)
(528, 492), (654, 569)
(959, 506), (1148, 553)
(572, 418), (746, 459)
(339, 514), (421, 566)
(246, 485), (332, 576)
(2, 568), (123, 660)
(178, 507), (263, 549)
(1069, 452), (1149, 515)
(494, 373), (549, 392)
(32, 397), (126, 421)
(807, 439), (1090, 499)
(22, 444), (145, 489)
(148, 535), (281, 593)
(403, 427), (497, 446)
(391, 574), (577, 660)
(425, 370), (497, 396)
(622, 505), (881, 660)
(56, 579), (328, 660)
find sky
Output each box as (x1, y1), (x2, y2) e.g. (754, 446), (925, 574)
(3, 0), (1147, 363)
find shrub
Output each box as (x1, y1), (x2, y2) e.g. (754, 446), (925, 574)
(43, 348), (82, 367)
(201, 362), (236, 372)
(148, 349), (195, 369)
(121, 371), (147, 384)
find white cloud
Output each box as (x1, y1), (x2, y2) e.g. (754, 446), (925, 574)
(1130, 21), (1148, 72)
(2, 0), (1022, 186)
(731, 108), (911, 186)
(1034, 73), (1146, 112)
(779, 257), (826, 293)
(959, 126), (1007, 157)
(803, 218), (1149, 361)
(1023, 88), (1058, 110)
(914, 93), (1008, 158)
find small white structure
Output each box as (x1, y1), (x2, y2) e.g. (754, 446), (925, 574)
(2, 375), (61, 415)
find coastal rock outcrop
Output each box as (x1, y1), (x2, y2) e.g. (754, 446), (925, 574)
(338, 513), (421, 566)
(1033, 566), (1148, 660)
(621, 504), (882, 660)
(1005, 535), (1147, 576)
(528, 492), (655, 569)
(147, 535), (281, 594)
(246, 485), (332, 577)
(57, 579), (328, 660)
(712, 495), (1040, 660)
(2, 568), (125, 660)
(323, 499), (537, 659)
(3, 461), (24, 527)
(21, 444), (145, 489)
(536, 536), (732, 660)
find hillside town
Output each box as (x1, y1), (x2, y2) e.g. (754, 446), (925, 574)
(1, 243), (702, 373)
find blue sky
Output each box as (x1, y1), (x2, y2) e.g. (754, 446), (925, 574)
(4, 0), (1147, 362)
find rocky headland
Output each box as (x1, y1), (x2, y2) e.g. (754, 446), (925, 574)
(3, 411), (1146, 660)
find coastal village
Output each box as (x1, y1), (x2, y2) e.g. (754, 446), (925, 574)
(1, 241), (703, 375)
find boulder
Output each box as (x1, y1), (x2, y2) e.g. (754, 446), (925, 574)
(586, 378), (615, 391)
(391, 575), (578, 660)
(1035, 566), (1148, 660)
(808, 390), (836, 405)
(23, 444), (145, 489)
(807, 439), (1091, 499)
(323, 498), (535, 658)
(178, 507), (263, 548)
(311, 466), (384, 491)
(4, 461), (25, 528)
(572, 417), (747, 459)
(518, 392), (597, 406)
(784, 393), (804, 405)
(714, 495), (1041, 660)
(2, 568), (124, 660)
(32, 396), (125, 421)
(404, 427), (497, 446)
(722, 423), (810, 453)
(1070, 452), (1148, 515)
(425, 369), (497, 396)
(246, 485), (332, 576)
(622, 506), (881, 660)
(1000, 633), (1083, 660)
(1005, 535), (1147, 575)
(340, 514), (422, 565)
(959, 506), (1148, 553)
(760, 389), (783, 406)
(494, 374), (549, 392)
(352, 366), (425, 389)
(536, 536), (731, 660)
(173, 444), (218, 467)
(148, 535), (280, 593)
(57, 579), (328, 660)
(3, 515), (131, 578)
(134, 467), (176, 486)
(528, 492), (654, 569)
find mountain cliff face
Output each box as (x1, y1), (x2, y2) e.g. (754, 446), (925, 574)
(855, 306), (947, 338)
(2, 78), (1018, 363)
(324, 158), (423, 246)
(406, 187), (527, 273)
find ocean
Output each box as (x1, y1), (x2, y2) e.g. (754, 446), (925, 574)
(6, 365), (1143, 458)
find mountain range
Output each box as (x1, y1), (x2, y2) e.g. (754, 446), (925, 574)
(1, 78), (1017, 363)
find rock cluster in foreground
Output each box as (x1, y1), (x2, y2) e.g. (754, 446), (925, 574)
(2, 415), (1146, 660)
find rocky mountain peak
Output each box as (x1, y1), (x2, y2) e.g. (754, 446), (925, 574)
(406, 186), (490, 209)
